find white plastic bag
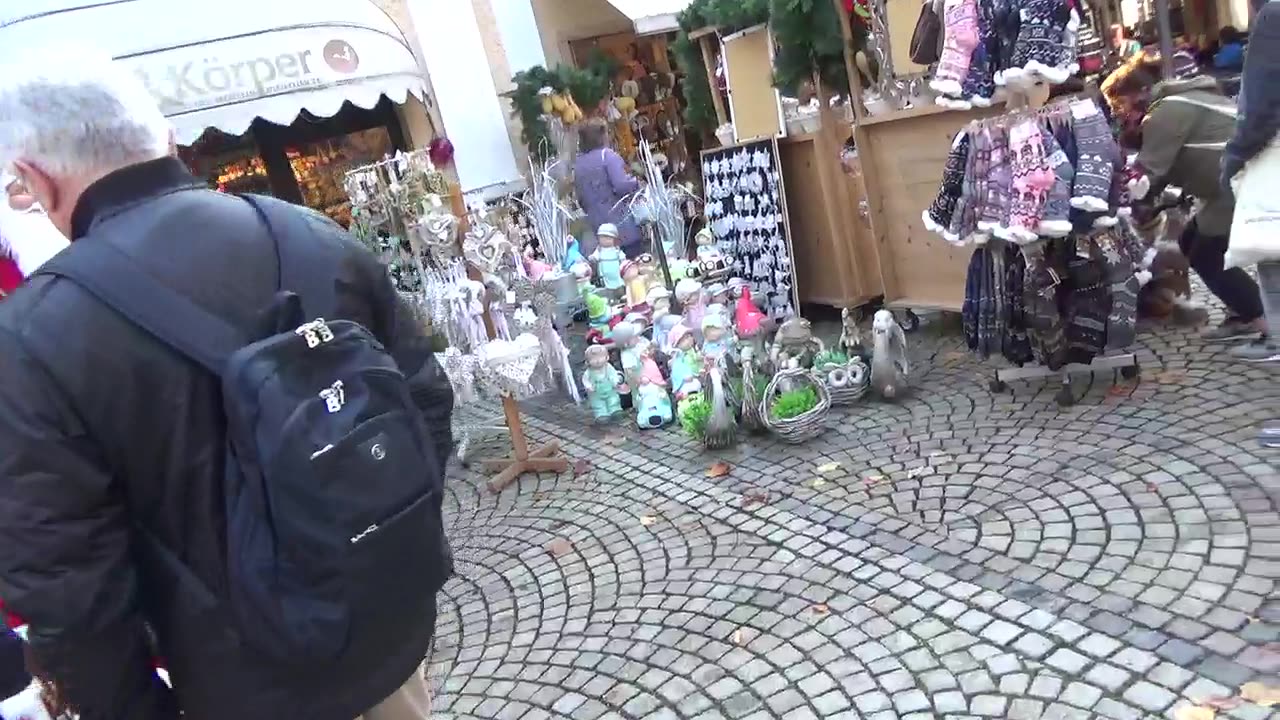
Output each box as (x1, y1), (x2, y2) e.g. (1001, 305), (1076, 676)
(1226, 143), (1280, 269)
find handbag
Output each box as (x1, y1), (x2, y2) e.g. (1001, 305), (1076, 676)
(909, 0), (944, 65)
(1225, 141), (1280, 268)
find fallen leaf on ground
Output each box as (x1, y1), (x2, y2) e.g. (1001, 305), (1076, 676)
(906, 466), (926, 479)
(864, 474), (887, 487)
(944, 351), (968, 362)
(816, 462), (842, 474)
(1108, 384), (1133, 397)
(639, 515), (658, 527)
(1153, 369), (1187, 384)
(811, 478), (827, 490)
(731, 628), (744, 644)
(1173, 706), (1216, 720)
(706, 461), (732, 478)
(546, 538), (573, 557)
(1240, 682), (1280, 707)
(742, 490), (770, 509)
(573, 459), (593, 477)
(1146, 482), (1160, 493)
(811, 603), (830, 615)
(1195, 696), (1241, 710)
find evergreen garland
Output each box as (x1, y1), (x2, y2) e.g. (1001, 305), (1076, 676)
(509, 62), (615, 161)
(672, 0), (863, 134)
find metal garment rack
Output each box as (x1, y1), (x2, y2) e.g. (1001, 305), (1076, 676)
(990, 354), (1140, 407)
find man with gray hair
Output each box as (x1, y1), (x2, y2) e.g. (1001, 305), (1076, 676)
(0, 50), (453, 720)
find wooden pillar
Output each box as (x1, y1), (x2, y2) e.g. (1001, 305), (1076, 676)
(694, 29), (729, 127)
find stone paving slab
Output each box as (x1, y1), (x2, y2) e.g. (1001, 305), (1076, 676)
(426, 316), (1278, 719)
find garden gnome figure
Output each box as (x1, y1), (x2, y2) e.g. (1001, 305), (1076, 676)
(582, 344), (625, 421)
(591, 223), (626, 291)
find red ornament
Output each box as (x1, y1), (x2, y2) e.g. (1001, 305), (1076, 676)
(428, 137), (455, 167)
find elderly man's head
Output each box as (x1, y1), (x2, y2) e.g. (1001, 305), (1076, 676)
(0, 49), (173, 238)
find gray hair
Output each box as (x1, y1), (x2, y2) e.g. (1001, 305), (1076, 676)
(0, 48), (171, 178)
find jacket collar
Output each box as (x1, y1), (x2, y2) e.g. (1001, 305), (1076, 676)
(70, 156), (205, 240)
(1151, 75), (1222, 101)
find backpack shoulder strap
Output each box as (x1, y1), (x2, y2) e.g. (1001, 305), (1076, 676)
(39, 235), (242, 374)
(241, 194), (338, 317)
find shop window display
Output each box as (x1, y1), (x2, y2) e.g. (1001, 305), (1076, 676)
(287, 127), (393, 228)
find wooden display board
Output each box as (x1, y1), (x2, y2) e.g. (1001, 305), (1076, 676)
(721, 25), (785, 142)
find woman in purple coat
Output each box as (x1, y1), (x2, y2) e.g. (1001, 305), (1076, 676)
(574, 119), (644, 257)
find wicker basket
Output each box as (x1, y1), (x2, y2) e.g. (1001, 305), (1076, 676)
(761, 368), (832, 444)
(819, 358), (870, 405)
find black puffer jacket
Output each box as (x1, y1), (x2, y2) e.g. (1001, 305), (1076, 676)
(0, 158), (454, 720)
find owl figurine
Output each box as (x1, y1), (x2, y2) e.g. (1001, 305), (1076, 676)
(870, 310), (909, 400)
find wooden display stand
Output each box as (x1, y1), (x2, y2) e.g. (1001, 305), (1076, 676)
(691, 26), (882, 309)
(446, 189), (570, 493)
(832, 0), (1011, 316)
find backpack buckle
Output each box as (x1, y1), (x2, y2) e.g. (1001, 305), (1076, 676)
(319, 380), (345, 413)
(295, 319), (334, 348)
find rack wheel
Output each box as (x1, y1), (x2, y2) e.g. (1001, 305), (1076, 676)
(900, 309), (921, 333)
(1055, 386), (1075, 407)
(989, 377), (1007, 393)
(1121, 363), (1140, 380)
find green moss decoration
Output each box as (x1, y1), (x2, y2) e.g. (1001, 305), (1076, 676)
(813, 349), (850, 367)
(770, 387), (819, 420)
(678, 393), (713, 439)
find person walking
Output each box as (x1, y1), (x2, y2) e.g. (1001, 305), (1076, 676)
(1222, 0), (1280, 447)
(573, 118), (644, 257)
(0, 49), (454, 720)
(1120, 51), (1268, 342)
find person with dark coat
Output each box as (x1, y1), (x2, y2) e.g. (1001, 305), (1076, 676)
(0, 51), (453, 720)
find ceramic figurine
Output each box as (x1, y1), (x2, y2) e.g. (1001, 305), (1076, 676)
(621, 260), (649, 308)
(839, 307), (868, 360)
(613, 321), (643, 388)
(591, 224), (626, 291)
(582, 345), (625, 421)
(571, 260), (594, 295)
(654, 311), (682, 357)
(584, 288), (612, 331)
(666, 323), (703, 399)
(635, 380), (674, 429)
(694, 226), (719, 261)
(523, 245), (554, 281)
(562, 235), (588, 272)
(636, 340), (667, 387)
(769, 317), (824, 369)
(648, 286), (673, 319)
(701, 313), (734, 364)
(870, 309), (910, 400)
(705, 282), (729, 309)
(675, 277), (705, 341)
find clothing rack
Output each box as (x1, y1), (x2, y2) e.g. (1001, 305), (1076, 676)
(979, 83), (1140, 406)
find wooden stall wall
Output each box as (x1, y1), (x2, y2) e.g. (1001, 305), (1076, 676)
(859, 107), (1004, 311)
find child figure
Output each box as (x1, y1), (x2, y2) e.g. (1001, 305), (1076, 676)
(633, 340), (673, 428)
(675, 277), (705, 341)
(666, 323), (704, 399)
(621, 260), (649, 308)
(591, 223), (626, 290)
(613, 321), (644, 388)
(582, 345), (625, 421)
(701, 313), (735, 363)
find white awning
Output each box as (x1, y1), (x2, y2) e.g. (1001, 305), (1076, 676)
(604, 0), (692, 35)
(1, 0), (426, 145)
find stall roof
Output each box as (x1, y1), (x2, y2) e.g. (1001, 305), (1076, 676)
(604, 0), (692, 35)
(1, 0), (426, 145)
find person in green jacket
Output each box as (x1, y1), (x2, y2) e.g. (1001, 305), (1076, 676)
(1122, 51), (1267, 342)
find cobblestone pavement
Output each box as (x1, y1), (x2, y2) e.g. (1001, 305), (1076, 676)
(427, 314), (1279, 720)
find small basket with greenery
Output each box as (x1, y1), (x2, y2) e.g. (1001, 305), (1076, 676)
(761, 368), (831, 444)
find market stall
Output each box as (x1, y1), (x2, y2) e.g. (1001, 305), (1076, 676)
(688, 22), (884, 309)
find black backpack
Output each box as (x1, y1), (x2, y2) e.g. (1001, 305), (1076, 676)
(40, 195), (450, 667)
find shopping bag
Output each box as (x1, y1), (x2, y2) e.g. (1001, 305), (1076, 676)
(1226, 143), (1280, 268)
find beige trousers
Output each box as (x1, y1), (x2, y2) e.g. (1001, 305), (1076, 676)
(356, 669), (432, 720)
